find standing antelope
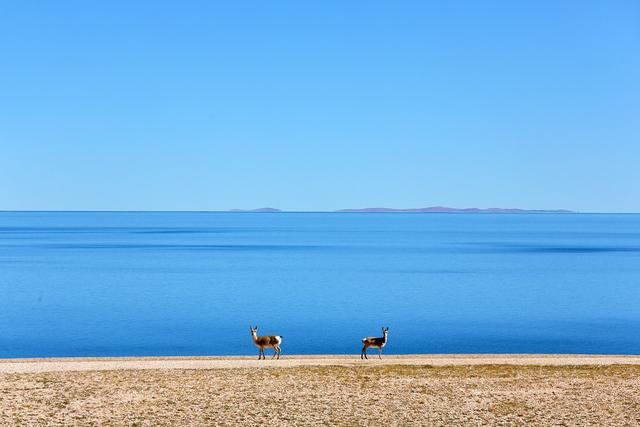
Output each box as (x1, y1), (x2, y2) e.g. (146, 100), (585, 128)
(250, 326), (283, 360)
(361, 327), (389, 359)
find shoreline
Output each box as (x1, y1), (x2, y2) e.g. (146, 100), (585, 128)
(2, 359), (638, 425)
(0, 355), (640, 426)
(2, 354), (639, 374)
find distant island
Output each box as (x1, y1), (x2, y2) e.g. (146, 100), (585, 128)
(336, 207), (575, 213)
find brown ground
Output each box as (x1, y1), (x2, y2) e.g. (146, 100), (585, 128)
(3, 354), (640, 373)
(1, 360), (639, 426)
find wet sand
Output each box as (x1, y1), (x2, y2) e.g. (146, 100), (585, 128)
(2, 354), (640, 373)
(1, 355), (639, 425)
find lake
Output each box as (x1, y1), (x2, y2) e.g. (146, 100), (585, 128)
(1, 211), (639, 357)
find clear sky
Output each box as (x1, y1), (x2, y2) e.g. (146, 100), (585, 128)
(1, 1), (638, 212)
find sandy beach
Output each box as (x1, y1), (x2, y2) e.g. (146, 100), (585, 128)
(2, 354), (639, 425)
(2, 353), (640, 373)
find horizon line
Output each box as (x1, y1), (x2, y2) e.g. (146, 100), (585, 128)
(2, 209), (639, 214)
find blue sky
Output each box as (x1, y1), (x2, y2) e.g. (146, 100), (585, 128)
(1, 1), (638, 212)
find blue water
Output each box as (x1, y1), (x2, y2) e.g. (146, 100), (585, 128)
(1, 212), (639, 357)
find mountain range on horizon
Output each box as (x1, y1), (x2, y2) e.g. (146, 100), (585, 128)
(230, 207), (575, 213)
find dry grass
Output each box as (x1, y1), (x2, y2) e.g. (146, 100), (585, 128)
(1, 364), (639, 426)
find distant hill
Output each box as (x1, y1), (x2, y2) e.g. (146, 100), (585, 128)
(228, 207), (282, 212)
(336, 207), (575, 213)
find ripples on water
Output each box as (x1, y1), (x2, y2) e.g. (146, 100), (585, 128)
(0, 212), (639, 357)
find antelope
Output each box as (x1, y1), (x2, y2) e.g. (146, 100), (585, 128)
(250, 326), (283, 360)
(361, 327), (389, 359)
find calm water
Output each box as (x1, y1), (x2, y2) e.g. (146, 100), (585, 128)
(1, 212), (639, 357)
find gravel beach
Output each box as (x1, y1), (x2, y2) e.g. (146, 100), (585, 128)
(1, 355), (639, 425)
